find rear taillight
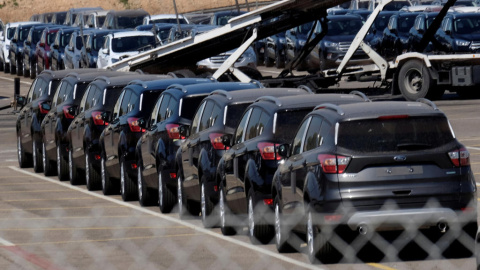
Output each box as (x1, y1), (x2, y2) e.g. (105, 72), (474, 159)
(257, 142), (281, 161)
(128, 117), (145, 133)
(166, 124), (184, 139)
(38, 102), (49, 114)
(448, 148), (470, 167)
(209, 133), (228, 150)
(63, 105), (75, 119)
(317, 154), (351, 174)
(92, 111), (108, 126)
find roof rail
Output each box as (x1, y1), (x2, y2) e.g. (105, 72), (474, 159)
(167, 72), (178, 78)
(349, 90), (371, 102)
(416, 98), (439, 111)
(66, 72), (81, 80)
(94, 76), (111, 84)
(297, 85), (314, 93)
(166, 84), (188, 93)
(210, 90), (232, 100)
(250, 79), (264, 88)
(135, 69), (145, 74)
(41, 70), (55, 77)
(255, 96), (282, 106)
(128, 80), (148, 88)
(314, 103), (345, 116)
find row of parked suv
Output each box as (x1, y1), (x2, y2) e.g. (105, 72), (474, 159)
(257, 4), (480, 75)
(16, 69), (477, 263)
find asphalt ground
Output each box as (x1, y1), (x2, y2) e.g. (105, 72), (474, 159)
(0, 70), (478, 270)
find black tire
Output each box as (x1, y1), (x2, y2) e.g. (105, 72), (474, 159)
(4, 60), (10, 73)
(0, 59), (4, 71)
(101, 155), (119, 195)
(306, 207), (335, 264)
(30, 61), (36, 79)
(173, 69), (196, 78)
(398, 60), (439, 101)
(219, 184), (236, 236)
(201, 176), (217, 228)
(57, 142), (69, 181)
(274, 196), (294, 252)
(158, 170), (175, 213)
(177, 171), (200, 218)
(42, 141), (56, 176)
(9, 60), (15, 75)
(120, 158), (138, 201)
(16, 60), (22, 76)
(275, 53), (285, 69)
(247, 188), (274, 245)
(69, 148), (84, 185)
(137, 163), (157, 206)
(32, 139), (43, 173)
(17, 134), (32, 168)
(264, 55), (273, 67)
(85, 150), (101, 191)
(23, 60), (29, 78)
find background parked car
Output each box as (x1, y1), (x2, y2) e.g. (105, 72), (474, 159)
(35, 26), (66, 74)
(435, 12), (480, 53)
(23, 25), (50, 79)
(102, 9), (150, 30)
(143, 14), (190, 25)
(8, 22), (43, 76)
(51, 27), (79, 71)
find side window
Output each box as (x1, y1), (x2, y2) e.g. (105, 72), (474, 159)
(291, 117), (310, 156)
(304, 116), (323, 152)
(245, 107), (262, 141)
(54, 82), (70, 106)
(127, 92), (139, 113)
(318, 121), (333, 147)
(40, 31), (46, 44)
(191, 101), (206, 134)
(233, 108), (252, 145)
(209, 103), (222, 128)
(256, 111), (270, 136)
(119, 90), (132, 117)
(68, 34), (75, 48)
(445, 18), (452, 32)
(112, 90), (125, 119)
(31, 78), (48, 100)
(84, 86), (100, 112)
(149, 95), (163, 126)
(157, 94), (172, 122)
(199, 101), (215, 132)
(26, 79), (37, 103)
(76, 36), (83, 50)
(79, 85), (92, 112)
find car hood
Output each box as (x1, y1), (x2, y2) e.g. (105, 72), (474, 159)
(323, 35), (355, 43)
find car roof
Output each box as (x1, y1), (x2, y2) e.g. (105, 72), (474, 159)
(148, 14), (186, 19)
(91, 74), (173, 88)
(62, 71), (131, 82)
(315, 100), (445, 121)
(107, 9), (149, 16)
(126, 78), (215, 92)
(327, 14), (364, 20)
(111, 30), (154, 38)
(164, 81), (261, 98)
(252, 93), (370, 112)
(7, 21), (40, 27)
(38, 69), (102, 79)
(205, 87), (312, 104)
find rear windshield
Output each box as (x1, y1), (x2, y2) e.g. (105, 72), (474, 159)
(337, 116), (455, 153)
(274, 109), (312, 143)
(225, 103), (250, 129)
(180, 95), (208, 120)
(104, 88), (124, 110)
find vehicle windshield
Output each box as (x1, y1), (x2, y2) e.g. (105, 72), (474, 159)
(454, 16), (480, 34)
(372, 14), (391, 32)
(117, 16), (145, 29)
(337, 116), (455, 152)
(397, 16), (416, 34)
(112, 35), (155, 52)
(151, 18), (188, 24)
(7, 27), (16, 39)
(19, 28), (30, 41)
(225, 103), (251, 128)
(33, 29), (44, 43)
(97, 16), (106, 26)
(274, 109), (312, 143)
(48, 31), (58, 45)
(327, 19), (363, 36)
(298, 22), (313, 35)
(384, 1), (411, 11)
(91, 33), (108, 51)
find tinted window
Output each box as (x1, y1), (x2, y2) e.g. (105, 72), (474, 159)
(291, 117), (310, 156)
(274, 109), (312, 143)
(225, 103), (250, 129)
(233, 108), (252, 145)
(112, 90), (126, 119)
(49, 80), (62, 98)
(199, 101), (215, 132)
(79, 85), (93, 112)
(140, 91), (162, 114)
(337, 116), (455, 152)
(180, 96), (207, 120)
(84, 86), (103, 111)
(31, 77), (49, 101)
(245, 107), (262, 141)
(111, 35), (155, 53)
(303, 116), (323, 152)
(117, 15), (145, 29)
(54, 82), (72, 106)
(119, 90), (132, 116)
(190, 101), (206, 133)
(157, 94), (173, 122)
(104, 88), (124, 110)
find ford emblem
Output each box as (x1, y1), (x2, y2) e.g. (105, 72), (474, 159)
(394, 155), (407, 162)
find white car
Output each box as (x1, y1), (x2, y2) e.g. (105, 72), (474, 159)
(85, 10), (109, 29)
(0, 21), (40, 73)
(97, 31), (157, 69)
(143, 14), (189, 25)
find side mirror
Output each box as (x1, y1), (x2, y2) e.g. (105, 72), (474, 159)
(86, 47), (91, 52)
(101, 48), (109, 55)
(101, 111), (111, 122)
(277, 144), (290, 159)
(137, 118), (147, 129)
(67, 45), (73, 52)
(40, 43), (45, 48)
(53, 44), (58, 49)
(390, 28), (397, 34)
(67, 106), (77, 117)
(11, 38), (17, 43)
(16, 96), (26, 107)
(40, 102), (51, 112)
(290, 29), (296, 35)
(445, 30), (451, 36)
(222, 134), (232, 148)
(25, 40), (31, 45)
(178, 125), (190, 138)
(0, 36), (4, 41)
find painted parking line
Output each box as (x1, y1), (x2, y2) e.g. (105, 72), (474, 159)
(0, 237), (14, 247)
(468, 146), (480, 151)
(8, 166), (324, 270)
(0, 76), (32, 85)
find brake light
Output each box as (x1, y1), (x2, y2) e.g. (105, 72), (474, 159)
(378, 115), (409, 120)
(448, 148), (470, 167)
(257, 142), (280, 160)
(92, 111), (108, 126)
(128, 117), (144, 133)
(166, 124), (184, 139)
(209, 133), (229, 150)
(38, 102), (49, 114)
(317, 154), (351, 174)
(63, 105), (75, 119)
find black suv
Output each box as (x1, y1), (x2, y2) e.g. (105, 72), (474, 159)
(102, 9), (149, 30)
(175, 87), (311, 227)
(23, 25), (51, 79)
(216, 92), (371, 244)
(41, 71), (126, 180)
(381, 12), (418, 58)
(100, 78), (216, 201)
(285, 22), (314, 70)
(135, 81), (261, 212)
(272, 100), (477, 263)
(67, 74), (171, 191)
(9, 22), (45, 76)
(51, 27), (79, 71)
(435, 12), (480, 53)
(408, 12), (439, 52)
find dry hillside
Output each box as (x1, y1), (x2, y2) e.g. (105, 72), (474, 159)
(0, 0), (272, 23)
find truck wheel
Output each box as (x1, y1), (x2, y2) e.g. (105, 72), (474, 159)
(173, 69), (195, 78)
(398, 60), (438, 101)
